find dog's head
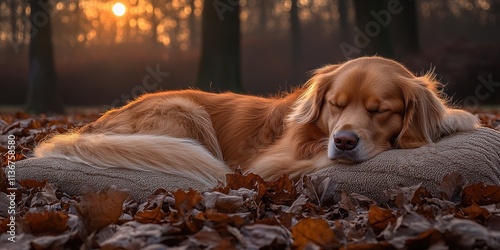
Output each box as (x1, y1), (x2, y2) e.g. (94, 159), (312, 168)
(288, 56), (479, 164)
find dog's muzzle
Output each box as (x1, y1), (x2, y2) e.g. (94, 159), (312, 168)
(328, 131), (360, 163)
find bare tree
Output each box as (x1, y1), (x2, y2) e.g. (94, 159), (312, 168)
(353, 0), (394, 58)
(290, 0), (301, 67)
(391, 0), (419, 57)
(337, 0), (350, 39)
(188, 0), (198, 47)
(196, 0), (241, 92)
(26, 0), (64, 114)
(10, 0), (17, 47)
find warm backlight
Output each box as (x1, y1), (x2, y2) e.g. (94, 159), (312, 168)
(112, 2), (126, 17)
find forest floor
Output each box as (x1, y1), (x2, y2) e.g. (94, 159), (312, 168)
(0, 108), (499, 249)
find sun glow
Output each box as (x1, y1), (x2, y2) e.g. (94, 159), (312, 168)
(112, 2), (126, 17)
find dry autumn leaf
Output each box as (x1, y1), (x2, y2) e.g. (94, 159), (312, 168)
(173, 188), (203, 212)
(410, 186), (433, 205)
(340, 242), (395, 250)
(134, 199), (167, 224)
(368, 205), (396, 234)
(265, 174), (297, 205)
(188, 226), (235, 249)
(462, 182), (500, 206)
(203, 191), (244, 213)
(292, 217), (338, 249)
(217, 171), (268, 199)
(458, 203), (491, 223)
(75, 186), (129, 234)
(403, 228), (444, 250)
(241, 223), (290, 249)
(31, 234), (72, 250)
(25, 211), (69, 235)
(301, 175), (338, 207)
(444, 218), (500, 249)
(195, 209), (247, 228)
(438, 172), (464, 201)
(18, 179), (48, 189)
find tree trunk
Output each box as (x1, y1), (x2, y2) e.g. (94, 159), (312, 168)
(353, 0), (394, 58)
(391, 0), (419, 57)
(337, 0), (350, 39)
(196, 0), (241, 92)
(10, 0), (17, 45)
(26, 0), (64, 114)
(290, 0), (301, 67)
(151, 0), (159, 45)
(188, 0), (197, 48)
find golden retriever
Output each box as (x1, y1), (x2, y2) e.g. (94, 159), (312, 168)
(35, 56), (479, 186)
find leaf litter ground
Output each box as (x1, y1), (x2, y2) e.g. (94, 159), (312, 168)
(0, 110), (499, 249)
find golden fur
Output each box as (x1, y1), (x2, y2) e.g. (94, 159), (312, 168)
(35, 56), (479, 185)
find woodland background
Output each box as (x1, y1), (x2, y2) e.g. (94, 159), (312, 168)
(0, 0), (499, 113)
(1, 1), (500, 248)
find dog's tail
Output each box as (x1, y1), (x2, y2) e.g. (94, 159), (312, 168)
(34, 133), (231, 187)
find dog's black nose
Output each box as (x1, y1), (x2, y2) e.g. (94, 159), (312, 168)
(334, 131), (359, 151)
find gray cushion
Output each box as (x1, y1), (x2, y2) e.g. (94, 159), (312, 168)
(15, 127), (500, 202)
(312, 127), (500, 201)
(15, 158), (212, 201)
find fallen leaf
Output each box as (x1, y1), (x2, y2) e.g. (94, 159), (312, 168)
(195, 209), (246, 228)
(188, 226), (235, 249)
(173, 189), (203, 213)
(99, 221), (179, 249)
(340, 241), (395, 250)
(368, 205), (396, 235)
(438, 172), (464, 202)
(403, 228), (444, 249)
(350, 193), (375, 209)
(25, 211), (69, 235)
(339, 191), (357, 213)
(31, 233), (72, 250)
(301, 175), (338, 207)
(75, 186), (129, 234)
(444, 218), (500, 249)
(134, 199), (167, 224)
(217, 171), (267, 199)
(242, 223), (291, 249)
(204, 191), (244, 213)
(266, 174), (297, 205)
(292, 217), (338, 249)
(18, 179), (48, 189)
(30, 183), (59, 208)
(410, 186), (433, 205)
(462, 182), (500, 206)
(285, 193), (308, 214)
(458, 203), (491, 223)
(386, 184), (422, 208)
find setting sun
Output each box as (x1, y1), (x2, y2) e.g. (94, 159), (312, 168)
(112, 2), (126, 17)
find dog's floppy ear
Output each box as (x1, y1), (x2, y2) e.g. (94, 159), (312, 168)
(394, 75), (479, 148)
(288, 64), (340, 124)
